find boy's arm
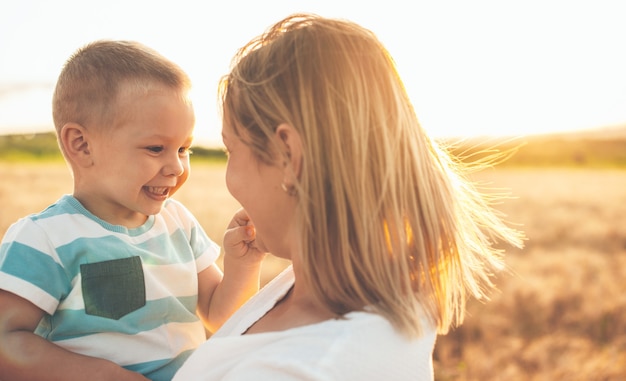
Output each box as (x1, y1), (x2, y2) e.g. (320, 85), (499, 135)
(197, 209), (266, 333)
(0, 290), (149, 381)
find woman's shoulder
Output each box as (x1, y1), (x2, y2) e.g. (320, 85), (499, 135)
(243, 311), (436, 380)
(289, 309), (436, 350)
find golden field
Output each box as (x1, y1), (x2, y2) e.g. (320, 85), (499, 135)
(1, 161), (625, 380)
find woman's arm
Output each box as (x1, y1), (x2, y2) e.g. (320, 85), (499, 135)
(0, 290), (149, 381)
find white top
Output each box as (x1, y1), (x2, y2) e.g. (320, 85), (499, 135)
(174, 266), (436, 380)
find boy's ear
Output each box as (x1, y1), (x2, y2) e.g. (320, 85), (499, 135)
(60, 123), (93, 167)
(275, 123), (303, 184)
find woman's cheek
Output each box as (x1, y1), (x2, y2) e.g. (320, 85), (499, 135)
(225, 162), (243, 201)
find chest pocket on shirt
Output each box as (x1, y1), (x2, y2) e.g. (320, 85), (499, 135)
(80, 256), (146, 320)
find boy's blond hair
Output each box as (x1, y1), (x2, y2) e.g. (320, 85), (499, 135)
(52, 40), (191, 154)
(219, 14), (524, 337)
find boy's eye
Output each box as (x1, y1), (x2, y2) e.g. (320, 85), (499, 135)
(179, 147), (193, 155)
(147, 146), (164, 153)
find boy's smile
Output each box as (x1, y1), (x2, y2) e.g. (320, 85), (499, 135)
(74, 83), (195, 228)
(144, 186), (172, 200)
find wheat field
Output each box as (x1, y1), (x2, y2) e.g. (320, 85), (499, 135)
(1, 161), (624, 380)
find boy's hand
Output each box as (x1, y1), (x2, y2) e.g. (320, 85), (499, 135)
(223, 208), (268, 264)
(200, 208), (267, 332)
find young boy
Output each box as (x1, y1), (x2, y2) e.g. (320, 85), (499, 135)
(0, 40), (263, 381)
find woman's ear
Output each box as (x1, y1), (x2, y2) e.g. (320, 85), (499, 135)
(60, 123), (93, 167)
(275, 123), (303, 183)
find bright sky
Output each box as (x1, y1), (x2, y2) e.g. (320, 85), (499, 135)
(1, 0), (625, 147)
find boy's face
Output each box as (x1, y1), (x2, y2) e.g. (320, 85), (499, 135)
(77, 84), (195, 227)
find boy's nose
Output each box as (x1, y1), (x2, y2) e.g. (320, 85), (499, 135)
(163, 156), (185, 177)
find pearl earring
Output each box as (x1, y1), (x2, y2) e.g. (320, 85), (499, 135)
(281, 183), (297, 197)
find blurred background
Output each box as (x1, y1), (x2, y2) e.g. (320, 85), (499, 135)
(2, 0), (626, 145)
(1, 1), (625, 380)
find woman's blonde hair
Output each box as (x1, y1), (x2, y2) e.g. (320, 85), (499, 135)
(219, 14), (523, 337)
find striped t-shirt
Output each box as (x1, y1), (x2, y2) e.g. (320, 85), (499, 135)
(0, 195), (220, 380)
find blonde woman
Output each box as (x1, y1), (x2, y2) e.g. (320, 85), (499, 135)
(175, 13), (523, 380)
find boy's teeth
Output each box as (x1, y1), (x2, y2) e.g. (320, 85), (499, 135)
(148, 187), (168, 195)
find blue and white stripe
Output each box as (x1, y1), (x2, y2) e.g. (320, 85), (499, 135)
(0, 195), (219, 380)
